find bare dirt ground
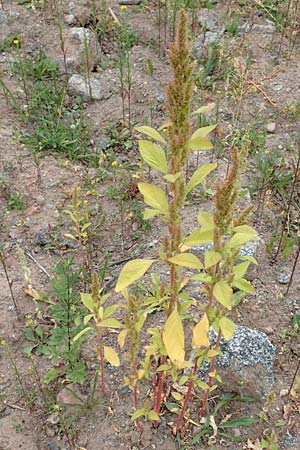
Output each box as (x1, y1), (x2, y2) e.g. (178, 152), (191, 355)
(0, 0), (300, 449)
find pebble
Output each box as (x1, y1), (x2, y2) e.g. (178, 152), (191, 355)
(266, 122), (276, 134)
(64, 14), (76, 25)
(275, 268), (291, 284)
(118, 0), (142, 4)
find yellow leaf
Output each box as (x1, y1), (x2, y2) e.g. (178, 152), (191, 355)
(219, 317), (235, 341)
(139, 140), (168, 174)
(182, 229), (213, 249)
(163, 172), (182, 183)
(204, 250), (222, 269)
(198, 211), (215, 232)
(163, 310), (185, 367)
(168, 253), (203, 269)
(143, 208), (160, 220)
(186, 163), (217, 194)
(191, 103), (215, 115)
(188, 136), (213, 151)
(118, 329), (128, 348)
(192, 313), (210, 349)
(213, 280), (232, 309)
(229, 225), (258, 248)
(138, 182), (168, 215)
(104, 346), (120, 366)
(171, 391), (183, 401)
(80, 293), (95, 312)
(23, 287), (54, 304)
(135, 125), (166, 144)
(115, 259), (155, 292)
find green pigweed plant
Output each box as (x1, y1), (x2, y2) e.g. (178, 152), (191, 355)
(114, 10), (257, 433)
(74, 273), (121, 395)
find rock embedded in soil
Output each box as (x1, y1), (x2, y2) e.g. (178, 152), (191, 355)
(193, 235), (263, 259)
(68, 74), (102, 101)
(198, 325), (276, 401)
(275, 267), (292, 284)
(266, 122), (276, 134)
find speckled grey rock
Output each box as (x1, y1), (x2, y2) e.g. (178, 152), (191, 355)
(275, 268), (291, 285)
(193, 235), (263, 259)
(198, 325), (276, 401)
(68, 74), (102, 101)
(238, 20), (276, 34)
(281, 432), (300, 449)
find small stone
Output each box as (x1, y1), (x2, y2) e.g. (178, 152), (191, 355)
(57, 384), (87, 406)
(47, 442), (60, 450)
(33, 230), (51, 246)
(275, 268), (291, 284)
(47, 413), (60, 426)
(97, 135), (111, 154)
(64, 14), (76, 25)
(118, 0), (142, 4)
(266, 122), (276, 134)
(35, 195), (45, 206)
(68, 74), (102, 101)
(265, 327), (274, 335)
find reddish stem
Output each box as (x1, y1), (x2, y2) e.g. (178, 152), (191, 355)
(174, 359), (198, 433)
(200, 330), (222, 417)
(152, 355), (167, 428)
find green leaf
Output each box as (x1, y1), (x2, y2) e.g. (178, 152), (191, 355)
(24, 327), (36, 342)
(182, 229), (213, 248)
(80, 293), (95, 312)
(73, 327), (94, 341)
(144, 208), (160, 220)
(186, 163), (217, 194)
(188, 136), (213, 151)
(131, 409), (146, 420)
(139, 140), (168, 174)
(138, 182), (168, 214)
(191, 125), (217, 139)
(213, 281), (233, 309)
(219, 317), (235, 341)
(204, 250), (222, 269)
(179, 375), (189, 385)
(168, 253), (203, 269)
(233, 261), (250, 279)
(83, 313), (94, 325)
(44, 368), (59, 384)
(198, 211), (215, 232)
(191, 273), (212, 283)
(229, 225), (258, 248)
(219, 416), (259, 428)
(163, 309), (185, 367)
(164, 402), (180, 413)
(164, 172), (182, 183)
(115, 259), (155, 292)
(100, 318), (122, 328)
(104, 346), (120, 366)
(192, 314), (210, 349)
(148, 410), (160, 421)
(135, 125), (166, 144)
(103, 305), (118, 319)
(232, 278), (254, 294)
(23, 342), (37, 356)
(191, 103), (215, 115)
(239, 255), (258, 265)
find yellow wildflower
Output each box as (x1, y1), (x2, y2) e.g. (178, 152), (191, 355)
(120, 5), (127, 10)
(13, 38), (20, 47)
(1, 339), (6, 346)
(111, 161), (118, 167)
